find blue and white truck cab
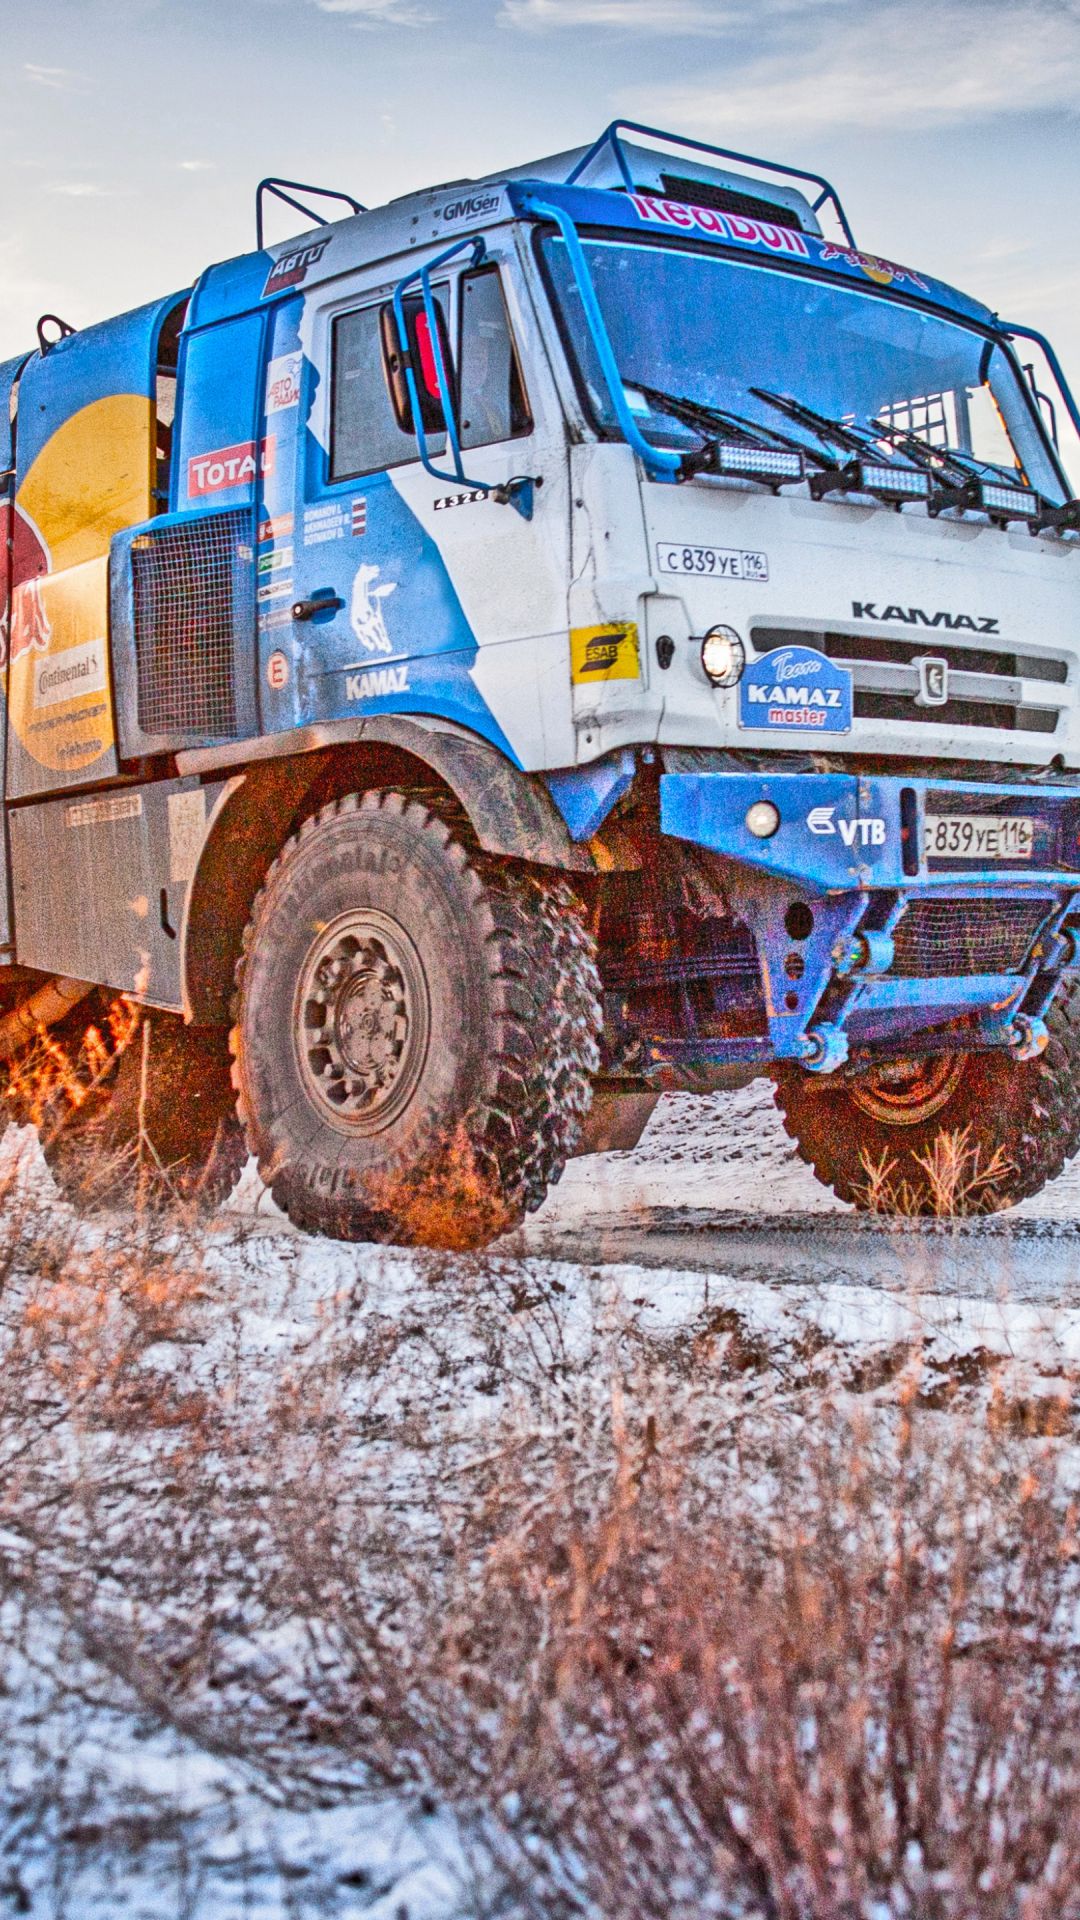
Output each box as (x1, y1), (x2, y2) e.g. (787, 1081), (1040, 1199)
(2, 121), (1080, 1235)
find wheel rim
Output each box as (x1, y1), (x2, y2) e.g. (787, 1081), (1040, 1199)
(849, 1051), (966, 1128)
(294, 909), (430, 1135)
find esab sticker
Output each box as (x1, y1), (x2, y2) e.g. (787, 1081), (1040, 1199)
(738, 645), (852, 735)
(570, 621), (640, 684)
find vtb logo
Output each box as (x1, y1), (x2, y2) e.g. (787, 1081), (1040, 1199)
(914, 654), (949, 707)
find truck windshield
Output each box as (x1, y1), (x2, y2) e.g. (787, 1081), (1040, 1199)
(539, 232), (1065, 505)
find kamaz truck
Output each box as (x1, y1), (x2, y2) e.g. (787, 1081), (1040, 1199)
(3, 120), (1080, 1240)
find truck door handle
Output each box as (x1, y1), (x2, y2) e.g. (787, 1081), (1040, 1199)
(292, 593), (345, 621)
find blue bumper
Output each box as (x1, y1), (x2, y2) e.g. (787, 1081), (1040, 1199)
(659, 771), (1080, 1074)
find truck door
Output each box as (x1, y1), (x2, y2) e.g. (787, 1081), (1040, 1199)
(256, 248), (573, 773)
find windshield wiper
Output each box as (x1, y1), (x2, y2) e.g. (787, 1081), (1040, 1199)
(629, 382), (832, 472)
(750, 388), (888, 461)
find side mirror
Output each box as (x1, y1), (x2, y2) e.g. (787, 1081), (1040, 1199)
(381, 295), (455, 437)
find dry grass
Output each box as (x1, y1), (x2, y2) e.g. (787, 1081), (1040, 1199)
(859, 1125), (1015, 1216)
(1, 1026), (1079, 1913)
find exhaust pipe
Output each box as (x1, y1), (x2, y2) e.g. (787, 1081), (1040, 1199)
(0, 977), (95, 1061)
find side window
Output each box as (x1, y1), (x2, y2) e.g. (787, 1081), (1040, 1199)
(459, 268), (531, 451)
(330, 293), (448, 483)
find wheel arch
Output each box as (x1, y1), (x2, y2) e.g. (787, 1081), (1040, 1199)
(180, 718), (592, 1025)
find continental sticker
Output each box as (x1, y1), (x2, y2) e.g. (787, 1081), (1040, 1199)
(570, 622), (640, 684)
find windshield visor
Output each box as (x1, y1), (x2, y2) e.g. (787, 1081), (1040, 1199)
(539, 232), (1065, 505)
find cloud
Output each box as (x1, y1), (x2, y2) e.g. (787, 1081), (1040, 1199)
(45, 182), (113, 199)
(314, 0), (435, 22)
(178, 159), (216, 172)
(500, 0), (740, 26)
(23, 63), (87, 93)
(624, 0), (1080, 133)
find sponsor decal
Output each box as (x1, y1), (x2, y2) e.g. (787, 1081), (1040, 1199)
(819, 245), (928, 291)
(260, 605), (294, 631)
(350, 563), (397, 657)
(656, 542), (768, 581)
(257, 579), (293, 603)
(32, 637), (106, 709)
(434, 489), (487, 513)
(258, 512), (294, 544)
(439, 191), (501, 224)
(630, 193), (810, 259)
(66, 793), (143, 830)
(806, 805), (886, 846)
(346, 662), (410, 702)
(188, 437), (275, 499)
(257, 546), (293, 575)
(570, 621), (641, 684)
(167, 788), (207, 885)
(266, 649), (290, 692)
(262, 236), (331, 299)
(739, 645), (852, 734)
(266, 351), (303, 413)
(7, 576), (51, 667)
(852, 600), (999, 636)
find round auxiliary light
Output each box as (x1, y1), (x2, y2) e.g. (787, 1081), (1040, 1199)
(701, 624), (745, 688)
(745, 800), (781, 839)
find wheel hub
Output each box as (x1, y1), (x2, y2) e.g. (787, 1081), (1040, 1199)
(295, 910), (430, 1133)
(849, 1051), (966, 1128)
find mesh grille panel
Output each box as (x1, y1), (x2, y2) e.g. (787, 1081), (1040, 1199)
(658, 173), (804, 232)
(131, 511), (250, 741)
(890, 898), (1051, 978)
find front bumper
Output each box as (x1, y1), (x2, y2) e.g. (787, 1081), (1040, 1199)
(660, 771), (1080, 1074)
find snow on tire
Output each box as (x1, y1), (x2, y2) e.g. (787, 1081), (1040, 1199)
(230, 790), (601, 1248)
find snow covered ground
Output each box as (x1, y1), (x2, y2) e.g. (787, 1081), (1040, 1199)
(5, 1079), (1080, 1917)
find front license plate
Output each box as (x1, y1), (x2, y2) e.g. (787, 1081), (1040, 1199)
(925, 813), (1034, 860)
(656, 542), (769, 582)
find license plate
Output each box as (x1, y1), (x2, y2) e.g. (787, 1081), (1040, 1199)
(655, 542), (769, 582)
(924, 813), (1034, 860)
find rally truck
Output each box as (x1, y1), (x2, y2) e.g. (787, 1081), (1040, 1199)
(3, 119), (1080, 1239)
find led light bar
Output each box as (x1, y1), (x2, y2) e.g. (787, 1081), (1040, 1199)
(857, 462), (930, 499)
(714, 441), (805, 483)
(981, 481), (1040, 520)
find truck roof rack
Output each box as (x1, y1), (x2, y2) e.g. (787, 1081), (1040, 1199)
(565, 120), (856, 249)
(255, 177), (366, 250)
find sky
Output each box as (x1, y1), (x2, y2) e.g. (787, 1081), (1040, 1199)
(2, 0), (1079, 438)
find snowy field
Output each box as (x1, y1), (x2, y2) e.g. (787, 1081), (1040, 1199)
(5, 1080), (1080, 1917)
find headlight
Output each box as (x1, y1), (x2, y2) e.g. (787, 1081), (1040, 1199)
(701, 625), (745, 687)
(745, 800), (781, 839)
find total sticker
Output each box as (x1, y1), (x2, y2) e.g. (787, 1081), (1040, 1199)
(266, 650), (290, 691)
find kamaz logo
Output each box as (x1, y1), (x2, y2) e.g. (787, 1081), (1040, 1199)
(852, 600), (999, 635)
(346, 663), (410, 702)
(807, 805), (887, 846)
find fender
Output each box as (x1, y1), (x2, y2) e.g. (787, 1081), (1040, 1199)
(180, 717), (592, 1024)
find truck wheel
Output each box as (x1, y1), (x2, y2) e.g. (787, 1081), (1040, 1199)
(230, 790), (601, 1248)
(772, 977), (1080, 1215)
(16, 994), (246, 1213)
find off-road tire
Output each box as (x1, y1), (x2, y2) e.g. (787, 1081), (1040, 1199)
(772, 975), (1080, 1215)
(230, 790), (602, 1248)
(11, 991), (247, 1213)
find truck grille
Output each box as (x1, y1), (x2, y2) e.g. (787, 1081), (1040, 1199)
(889, 898), (1052, 977)
(131, 510), (252, 744)
(752, 627), (1068, 737)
